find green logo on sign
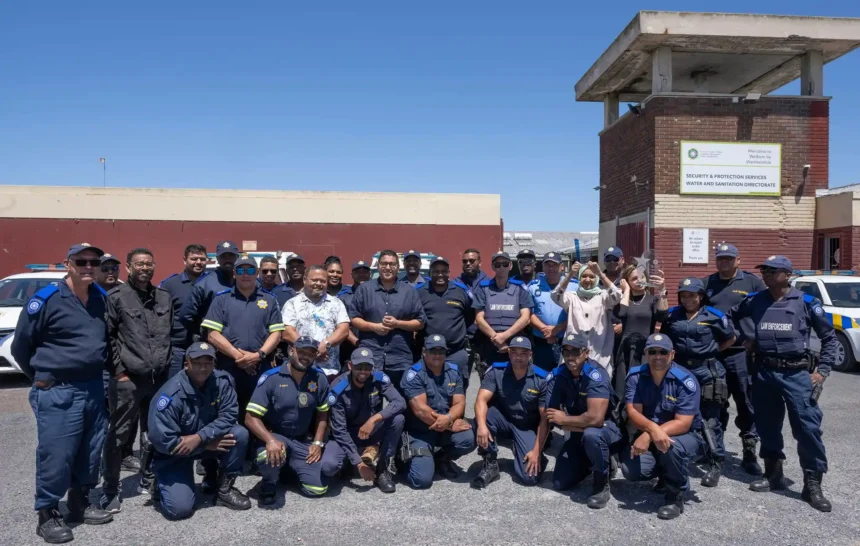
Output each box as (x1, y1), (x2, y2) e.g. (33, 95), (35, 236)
(688, 148), (699, 159)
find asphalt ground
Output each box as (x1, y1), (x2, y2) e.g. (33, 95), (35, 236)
(1, 371), (859, 546)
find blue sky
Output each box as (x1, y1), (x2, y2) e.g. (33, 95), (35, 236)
(2, 2), (859, 231)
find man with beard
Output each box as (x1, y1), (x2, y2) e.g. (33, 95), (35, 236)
(160, 244), (209, 379)
(96, 253), (122, 291)
(513, 249), (537, 286)
(321, 348), (405, 492)
(178, 241), (238, 344)
(258, 255), (281, 292)
(455, 248), (488, 386)
(401, 250), (429, 288)
(245, 336), (331, 504)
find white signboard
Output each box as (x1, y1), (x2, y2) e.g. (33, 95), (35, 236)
(683, 228), (709, 264)
(681, 141), (781, 196)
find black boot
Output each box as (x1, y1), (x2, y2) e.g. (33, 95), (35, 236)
(37, 508), (73, 544)
(701, 460), (722, 487)
(586, 472), (610, 509)
(65, 488), (113, 525)
(215, 474), (251, 511)
(434, 452), (460, 480)
(470, 453), (500, 489)
(375, 459), (396, 494)
(657, 484), (684, 520)
(750, 458), (786, 492)
(259, 482), (277, 506)
(653, 476), (666, 494)
(200, 465), (219, 495)
(741, 438), (763, 476)
(801, 471), (832, 512)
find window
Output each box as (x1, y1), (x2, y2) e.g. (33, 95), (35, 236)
(821, 236), (841, 269)
(795, 281), (823, 301)
(0, 278), (60, 307)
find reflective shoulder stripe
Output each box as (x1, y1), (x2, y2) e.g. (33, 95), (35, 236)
(158, 273), (179, 287)
(268, 323), (286, 332)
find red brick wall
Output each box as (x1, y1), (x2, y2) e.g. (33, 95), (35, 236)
(599, 110), (655, 223)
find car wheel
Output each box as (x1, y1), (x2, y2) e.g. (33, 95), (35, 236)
(833, 332), (857, 373)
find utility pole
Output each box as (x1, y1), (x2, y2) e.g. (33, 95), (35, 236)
(100, 157), (106, 187)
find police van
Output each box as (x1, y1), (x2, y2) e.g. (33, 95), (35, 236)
(790, 270), (860, 372)
(0, 266), (68, 376)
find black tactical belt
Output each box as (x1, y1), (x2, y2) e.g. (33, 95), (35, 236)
(756, 356), (809, 370)
(682, 357), (717, 369)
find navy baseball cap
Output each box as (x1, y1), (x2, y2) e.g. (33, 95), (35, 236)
(677, 277), (705, 293)
(604, 246), (623, 259)
(100, 253), (120, 264)
(234, 255), (257, 269)
(508, 335), (532, 350)
(542, 251), (562, 264)
(352, 260), (370, 271)
(491, 251), (511, 263)
(294, 336), (319, 350)
(715, 243), (739, 258)
(517, 249), (536, 260)
(67, 242), (104, 258)
(186, 341), (217, 359)
(757, 255), (793, 272)
(350, 347), (375, 365)
(216, 241), (239, 256)
(403, 250), (421, 260)
(430, 256), (449, 267)
(286, 254), (305, 264)
(561, 333), (588, 349)
(424, 334), (447, 350)
(644, 333), (673, 352)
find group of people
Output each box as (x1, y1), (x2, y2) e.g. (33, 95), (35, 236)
(11, 239), (836, 543)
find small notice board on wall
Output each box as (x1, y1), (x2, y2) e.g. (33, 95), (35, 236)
(683, 229), (709, 264)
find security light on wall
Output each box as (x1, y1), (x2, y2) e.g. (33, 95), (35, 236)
(594, 185), (607, 191)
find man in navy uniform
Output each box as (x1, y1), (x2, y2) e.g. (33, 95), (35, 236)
(159, 244), (208, 378)
(472, 336), (549, 489)
(401, 249), (429, 288)
(729, 255), (835, 512)
(148, 342), (251, 520)
(513, 249), (538, 286)
(12, 242), (114, 543)
(322, 348), (405, 493)
(177, 240), (238, 345)
(621, 334), (705, 520)
(456, 248), (488, 387)
(701, 242), (766, 475)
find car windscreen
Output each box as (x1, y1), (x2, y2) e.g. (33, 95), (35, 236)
(823, 282), (860, 309)
(0, 278), (61, 307)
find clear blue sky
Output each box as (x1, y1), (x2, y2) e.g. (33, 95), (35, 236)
(2, 2), (859, 231)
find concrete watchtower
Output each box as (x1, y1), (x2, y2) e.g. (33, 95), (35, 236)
(576, 11), (860, 289)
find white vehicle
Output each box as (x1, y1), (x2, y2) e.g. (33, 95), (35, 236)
(0, 269), (68, 376)
(790, 271), (860, 372)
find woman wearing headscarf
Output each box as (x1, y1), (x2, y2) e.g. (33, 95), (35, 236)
(551, 261), (622, 376)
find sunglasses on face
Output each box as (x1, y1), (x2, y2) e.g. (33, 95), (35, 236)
(235, 266), (257, 276)
(646, 349), (669, 356)
(518, 259), (535, 265)
(101, 265), (120, 273)
(605, 257), (620, 263)
(426, 348), (447, 355)
(260, 269), (278, 276)
(760, 267), (783, 275)
(493, 261), (510, 268)
(462, 258), (478, 264)
(73, 259), (101, 267)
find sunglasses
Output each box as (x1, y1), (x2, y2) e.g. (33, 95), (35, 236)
(604, 257), (620, 263)
(426, 348), (447, 355)
(518, 259), (535, 265)
(101, 265), (120, 273)
(260, 269), (278, 275)
(73, 259), (101, 267)
(646, 349), (669, 356)
(759, 267), (785, 275)
(462, 258), (478, 264)
(235, 266), (257, 276)
(493, 261), (510, 268)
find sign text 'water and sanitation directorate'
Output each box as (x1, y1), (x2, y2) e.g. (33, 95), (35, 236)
(680, 141), (782, 196)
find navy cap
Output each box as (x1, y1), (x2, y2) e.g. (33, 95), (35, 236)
(350, 347), (375, 365)
(216, 241), (240, 256)
(714, 243), (739, 258)
(542, 251), (562, 264)
(294, 336), (319, 350)
(430, 256), (449, 267)
(517, 249), (536, 260)
(352, 260), (370, 271)
(100, 253), (120, 264)
(186, 341), (217, 359)
(403, 250), (421, 260)
(508, 335), (532, 350)
(286, 254), (305, 264)
(491, 251), (511, 263)
(424, 334), (447, 350)
(67, 242), (104, 258)
(603, 246), (623, 259)
(757, 255), (793, 272)
(677, 277), (705, 293)
(644, 333), (673, 352)
(561, 333), (588, 349)
(234, 255), (257, 269)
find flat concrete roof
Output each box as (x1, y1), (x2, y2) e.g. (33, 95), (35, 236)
(575, 11), (860, 102)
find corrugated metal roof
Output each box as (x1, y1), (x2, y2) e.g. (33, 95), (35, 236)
(503, 231), (599, 257)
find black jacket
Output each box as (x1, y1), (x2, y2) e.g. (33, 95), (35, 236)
(107, 282), (173, 377)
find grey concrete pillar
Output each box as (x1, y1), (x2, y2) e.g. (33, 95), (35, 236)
(604, 94), (619, 127)
(652, 47), (672, 94)
(801, 50), (823, 96)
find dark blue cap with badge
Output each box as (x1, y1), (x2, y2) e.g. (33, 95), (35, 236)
(100, 253), (120, 264)
(350, 347), (375, 365)
(677, 277), (705, 293)
(517, 249), (536, 260)
(186, 341), (217, 359)
(352, 260), (370, 270)
(424, 334), (447, 350)
(287, 254), (305, 264)
(757, 255), (793, 272)
(491, 251), (511, 262)
(216, 241), (239, 256)
(508, 335), (532, 350)
(715, 243), (739, 258)
(604, 246), (623, 259)
(561, 333), (588, 349)
(67, 242), (104, 258)
(294, 336), (319, 350)
(542, 251), (562, 264)
(403, 250), (421, 260)
(430, 256), (449, 267)
(644, 333), (673, 351)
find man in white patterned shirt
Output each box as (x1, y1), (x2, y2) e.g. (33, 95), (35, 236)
(282, 265), (351, 381)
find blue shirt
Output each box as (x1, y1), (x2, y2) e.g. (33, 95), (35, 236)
(400, 275), (430, 289)
(159, 270), (208, 347)
(417, 281), (471, 352)
(270, 284), (299, 310)
(347, 279), (427, 372)
(625, 363), (702, 430)
(662, 305), (735, 365)
(455, 270), (488, 336)
(328, 371), (406, 466)
(546, 360), (614, 419)
(480, 362), (549, 430)
(246, 365), (330, 439)
(12, 280), (108, 383)
(148, 369), (237, 458)
(729, 288), (837, 375)
(528, 276), (575, 339)
(178, 270), (234, 340)
(473, 278), (533, 334)
(400, 360), (463, 434)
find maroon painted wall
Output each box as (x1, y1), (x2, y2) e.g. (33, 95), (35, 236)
(0, 219), (503, 279)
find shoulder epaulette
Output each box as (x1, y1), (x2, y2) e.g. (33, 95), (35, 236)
(337, 285), (352, 297)
(158, 273), (179, 287)
(26, 285), (60, 315)
(627, 364), (647, 376)
(331, 378), (349, 397)
(509, 279), (524, 286)
(372, 371), (390, 384)
(583, 362), (605, 381)
(479, 279), (492, 287)
(667, 365), (691, 381)
(451, 280), (468, 292)
(311, 365), (325, 375)
(492, 362), (509, 369)
(93, 283), (108, 296)
(532, 365), (548, 379)
(411, 362), (424, 371)
(256, 367), (279, 387)
(705, 306), (725, 318)
(668, 305), (680, 313)
(745, 291), (759, 299)
(802, 294), (818, 305)
(446, 362), (459, 371)
(215, 288), (231, 296)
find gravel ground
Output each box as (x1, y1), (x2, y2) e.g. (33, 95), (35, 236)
(1, 371), (858, 546)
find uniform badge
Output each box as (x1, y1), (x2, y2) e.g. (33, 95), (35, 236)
(683, 378), (696, 392)
(298, 392), (309, 407)
(27, 299), (42, 315)
(567, 334), (575, 341)
(156, 395), (172, 411)
(223, 242), (230, 248)
(81, 242), (91, 247)
(257, 374), (270, 387)
(257, 300), (268, 309)
(654, 334), (663, 341)
(535, 289), (541, 297)
(813, 305), (824, 317)
(546, 372), (553, 381)
(608, 247), (614, 252)
(358, 261), (365, 266)
(589, 369), (601, 381)
(381, 373), (390, 384)
(515, 337), (523, 343)
(768, 255), (776, 261)
(361, 350), (369, 357)
(327, 394), (337, 406)
(706, 289), (713, 298)
(719, 245), (728, 251)
(683, 279), (691, 286)
(308, 381), (318, 392)
(200, 343), (209, 350)
(721, 316), (729, 328)
(406, 370), (417, 381)
(433, 335), (441, 342)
